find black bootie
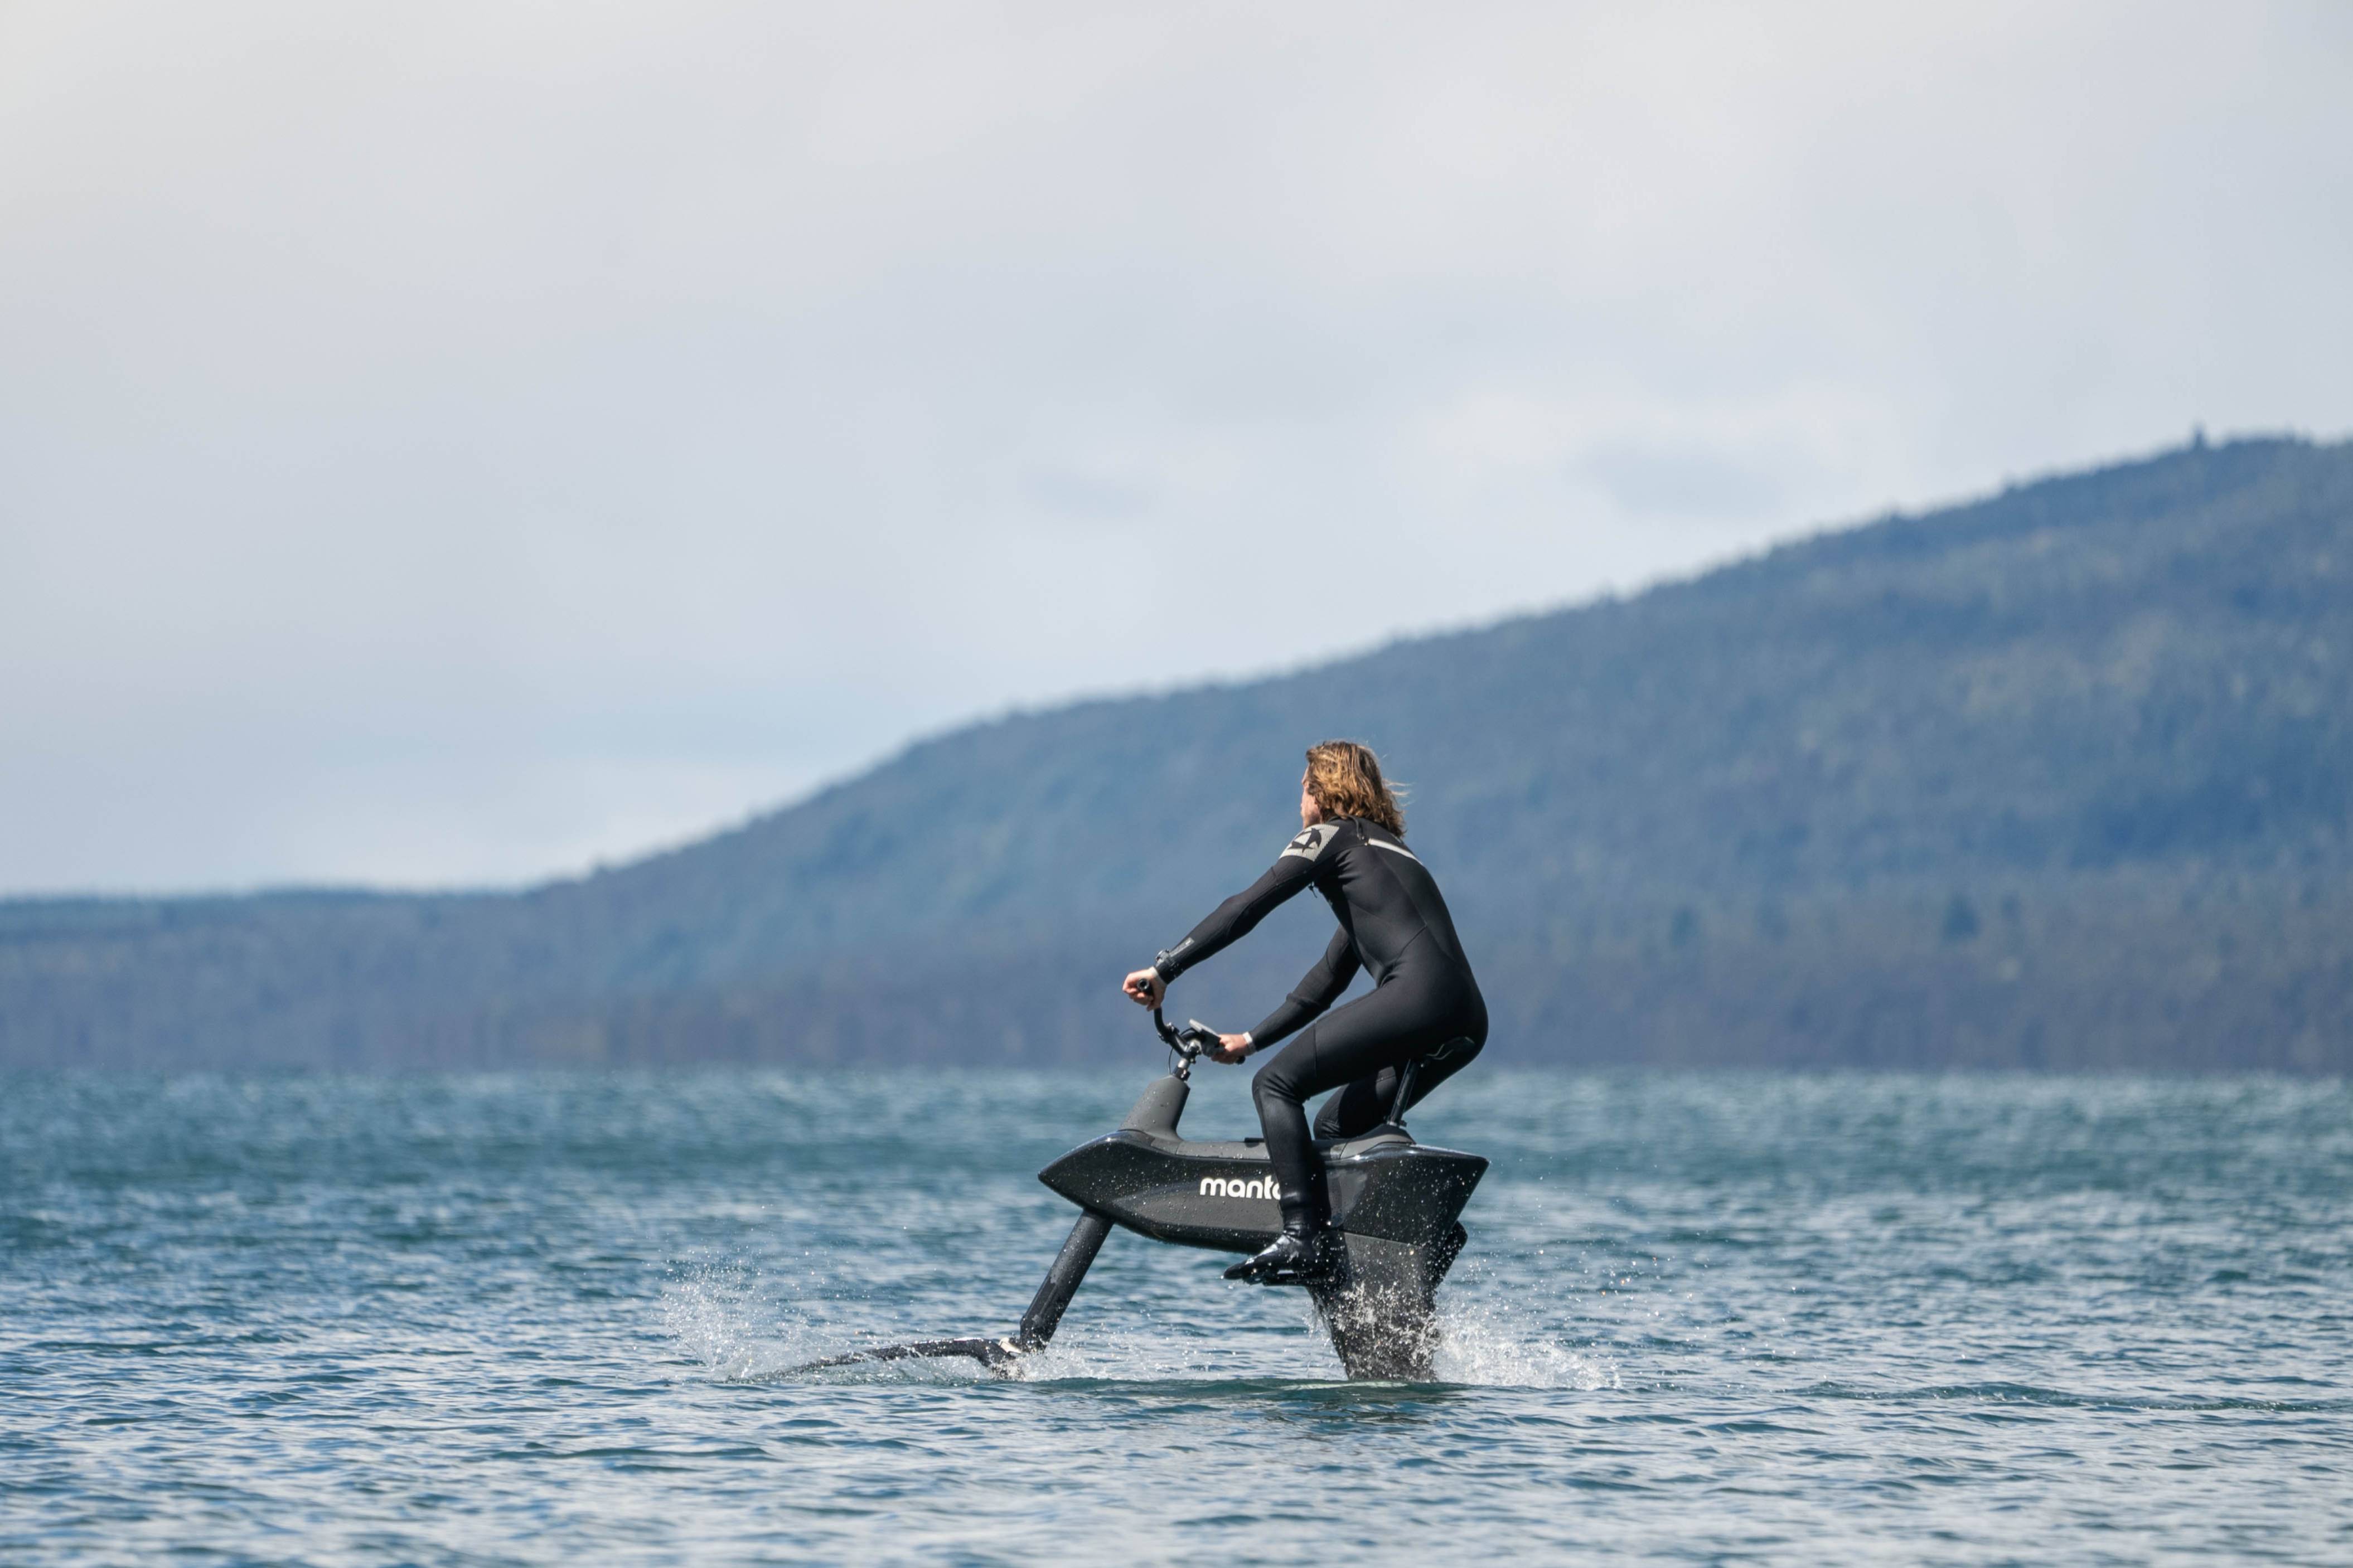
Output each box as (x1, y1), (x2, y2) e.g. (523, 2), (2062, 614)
(1223, 1224), (1339, 1285)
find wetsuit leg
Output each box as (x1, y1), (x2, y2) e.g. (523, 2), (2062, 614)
(1252, 978), (1485, 1233)
(1311, 1033), (1485, 1141)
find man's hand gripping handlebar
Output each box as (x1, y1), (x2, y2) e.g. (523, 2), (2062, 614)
(1121, 967), (1166, 1008)
(1126, 969), (1248, 1070)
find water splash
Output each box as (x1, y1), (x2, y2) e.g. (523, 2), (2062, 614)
(666, 1254), (1613, 1390)
(1430, 1296), (1618, 1390)
(662, 1260), (779, 1378)
(660, 1259), (878, 1382)
(663, 1258), (1033, 1384)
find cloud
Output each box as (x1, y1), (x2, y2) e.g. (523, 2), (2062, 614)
(2, 0), (2349, 890)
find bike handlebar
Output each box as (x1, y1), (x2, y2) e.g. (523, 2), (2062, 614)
(1150, 1007), (1222, 1068)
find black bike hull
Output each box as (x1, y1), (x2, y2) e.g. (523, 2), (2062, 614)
(785, 1057), (1489, 1383)
(1038, 1128), (1485, 1256)
(1037, 1071), (1486, 1378)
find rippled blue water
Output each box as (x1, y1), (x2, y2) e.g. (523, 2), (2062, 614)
(3, 1067), (2349, 1564)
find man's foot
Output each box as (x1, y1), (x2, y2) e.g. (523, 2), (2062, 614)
(1223, 1227), (1340, 1284)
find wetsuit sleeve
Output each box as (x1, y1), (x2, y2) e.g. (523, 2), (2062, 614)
(1150, 825), (1333, 983)
(1247, 926), (1361, 1050)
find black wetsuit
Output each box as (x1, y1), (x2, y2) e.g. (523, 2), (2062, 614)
(1151, 815), (1487, 1234)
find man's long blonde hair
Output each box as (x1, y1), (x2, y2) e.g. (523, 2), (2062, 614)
(1305, 740), (1406, 836)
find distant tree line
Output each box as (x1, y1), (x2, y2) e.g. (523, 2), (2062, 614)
(3, 435), (2349, 1072)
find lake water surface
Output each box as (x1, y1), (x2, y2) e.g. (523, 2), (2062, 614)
(4, 1067), (2348, 1563)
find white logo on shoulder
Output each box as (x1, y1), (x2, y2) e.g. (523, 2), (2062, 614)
(1280, 824), (1338, 862)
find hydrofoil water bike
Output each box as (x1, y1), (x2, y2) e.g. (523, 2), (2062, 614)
(790, 1009), (1488, 1380)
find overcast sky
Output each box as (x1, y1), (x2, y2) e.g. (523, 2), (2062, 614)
(4, 1), (2349, 894)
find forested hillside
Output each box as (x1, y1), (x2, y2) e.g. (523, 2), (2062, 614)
(6, 435), (2349, 1071)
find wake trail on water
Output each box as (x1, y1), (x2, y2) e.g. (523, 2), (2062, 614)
(660, 1259), (1615, 1390)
